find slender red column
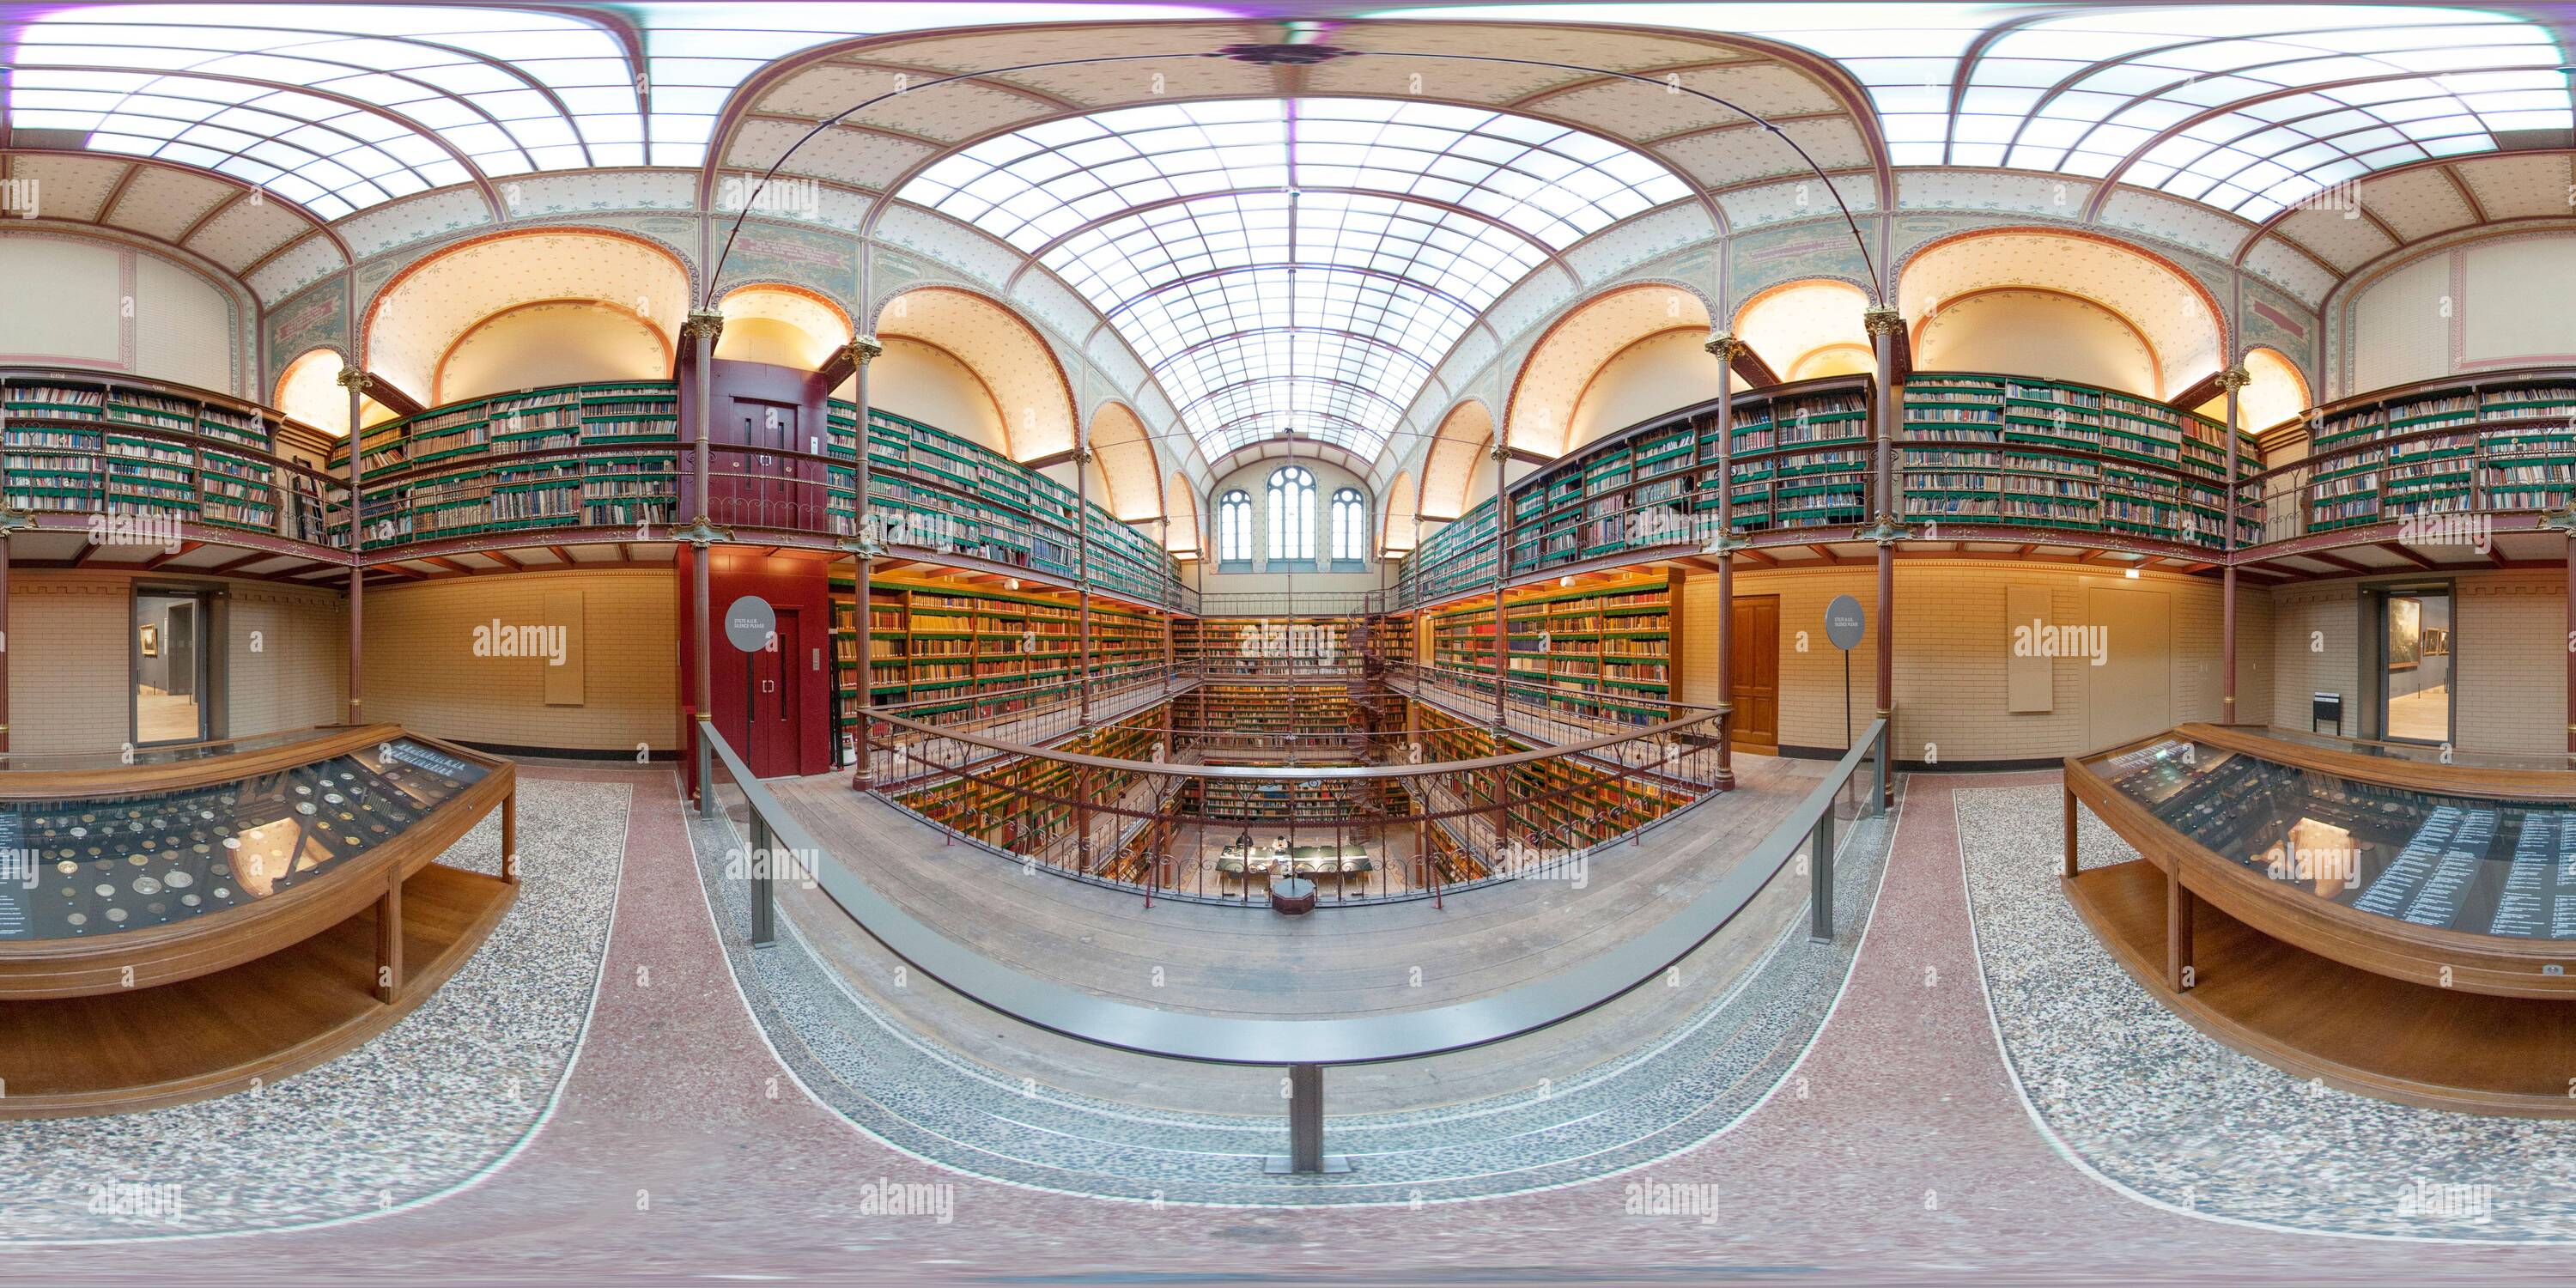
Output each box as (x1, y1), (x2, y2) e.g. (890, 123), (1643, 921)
(1704, 331), (1746, 792)
(2218, 363), (2249, 726)
(338, 365), (370, 726)
(1863, 303), (1902, 800)
(0, 534), (11, 754)
(684, 310), (722, 811)
(845, 337), (882, 789)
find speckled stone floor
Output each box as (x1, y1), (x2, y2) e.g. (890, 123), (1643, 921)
(18, 769), (2576, 1284)
(1963, 781), (2576, 1241)
(695, 787), (1897, 1205)
(0, 774), (629, 1241)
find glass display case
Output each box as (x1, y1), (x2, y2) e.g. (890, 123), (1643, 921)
(2063, 722), (2576, 1116)
(0, 725), (517, 1117)
(0, 738), (489, 942)
(2092, 733), (2576, 939)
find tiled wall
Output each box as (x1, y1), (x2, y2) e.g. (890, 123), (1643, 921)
(225, 582), (350, 738)
(6, 573), (347, 755)
(1679, 560), (2273, 763)
(9, 574), (131, 755)
(360, 566), (678, 753)
(2265, 570), (2566, 756)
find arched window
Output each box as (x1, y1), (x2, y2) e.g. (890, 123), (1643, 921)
(1329, 488), (1365, 562)
(1267, 466), (1315, 562)
(1218, 489), (1253, 562)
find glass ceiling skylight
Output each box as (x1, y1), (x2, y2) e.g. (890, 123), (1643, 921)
(12, 4), (642, 218)
(7, 3), (1221, 220)
(1370, 3), (2567, 221)
(899, 98), (1690, 457)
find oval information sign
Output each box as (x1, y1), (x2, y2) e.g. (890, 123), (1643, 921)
(1824, 594), (1866, 651)
(723, 595), (778, 652)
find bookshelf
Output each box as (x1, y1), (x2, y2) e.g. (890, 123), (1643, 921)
(1192, 617), (1359, 677)
(824, 402), (1182, 608)
(893, 708), (1169, 860)
(1407, 701), (1690, 851)
(326, 381), (681, 543)
(1424, 574), (1674, 727)
(1899, 373), (2257, 548)
(2306, 370), (2576, 532)
(1398, 377), (1868, 610)
(1173, 683), (1361, 744)
(3, 372), (293, 534)
(1395, 370), (2273, 611)
(829, 572), (1174, 760)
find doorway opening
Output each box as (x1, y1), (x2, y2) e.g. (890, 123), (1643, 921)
(2376, 586), (2453, 744)
(132, 586), (213, 745)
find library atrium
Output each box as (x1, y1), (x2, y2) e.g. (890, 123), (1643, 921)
(5, 2), (2576, 1283)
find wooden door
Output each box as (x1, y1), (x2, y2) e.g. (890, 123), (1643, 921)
(1728, 595), (1779, 750)
(746, 607), (801, 777)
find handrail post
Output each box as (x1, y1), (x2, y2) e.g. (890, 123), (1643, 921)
(1809, 802), (1835, 943)
(696, 732), (715, 821)
(1265, 1063), (1347, 1174)
(1873, 717), (1889, 819)
(750, 809), (776, 948)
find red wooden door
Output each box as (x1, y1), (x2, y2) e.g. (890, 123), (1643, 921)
(746, 607), (801, 776)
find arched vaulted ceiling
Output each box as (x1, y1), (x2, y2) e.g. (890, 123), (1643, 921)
(364, 228), (690, 399)
(874, 285), (1078, 459)
(9, 3), (2576, 476)
(1506, 283), (1712, 458)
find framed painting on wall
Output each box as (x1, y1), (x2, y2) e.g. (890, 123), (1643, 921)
(2388, 597), (2421, 671)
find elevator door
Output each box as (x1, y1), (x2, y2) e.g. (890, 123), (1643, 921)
(745, 607), (802, 777)
(721, 398), (823, 530)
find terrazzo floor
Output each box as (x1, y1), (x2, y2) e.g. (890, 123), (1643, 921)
(1964, 781), (2576, 1241)
(15, 769), (2576, 1283)
(695, 789), (1897, 1204)
(0, 774), (629, 1241)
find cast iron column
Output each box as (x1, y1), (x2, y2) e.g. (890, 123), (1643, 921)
(338, 365), (371, 726)
(1076, 434), (1095, 872)
(843, 336), (883, 790)
(0, 515), (15, 754)
(1704, 331), (1747, 792)
(1489, 440), (1510, 732)
(683, 309), (724, 814)
(2218, 364), (2250, 726)
(1862, 304), (1905, 805)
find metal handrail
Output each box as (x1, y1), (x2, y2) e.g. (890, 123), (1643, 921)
(702, 713), (1887, 1172)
